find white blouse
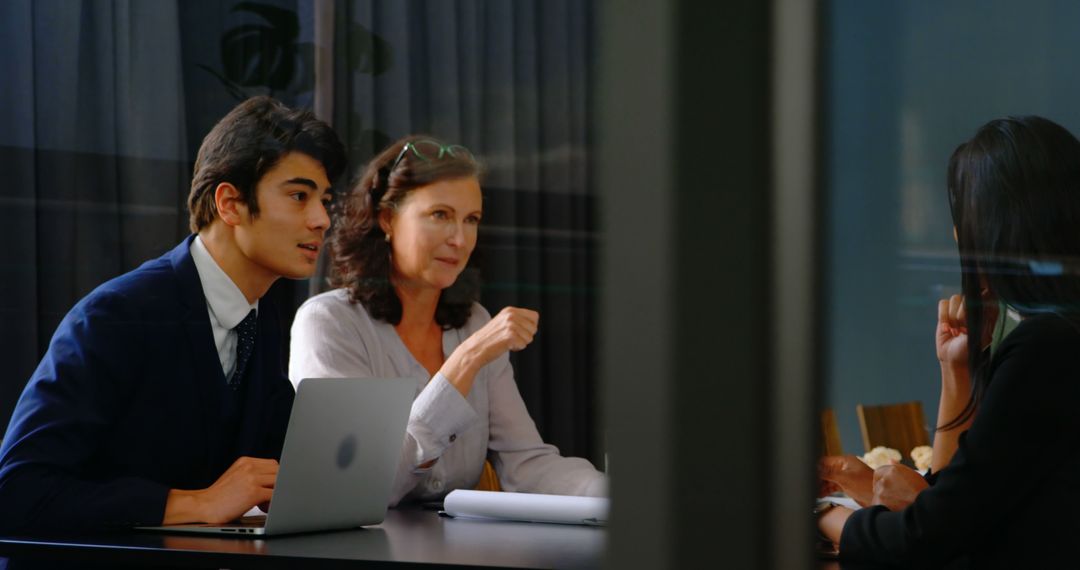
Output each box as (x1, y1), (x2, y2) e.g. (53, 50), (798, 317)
(288, 289), (607, 505)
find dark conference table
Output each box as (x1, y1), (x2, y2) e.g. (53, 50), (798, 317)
(0, 507), (605, 569)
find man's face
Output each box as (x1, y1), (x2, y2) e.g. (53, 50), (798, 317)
(233, 152), (332, 281)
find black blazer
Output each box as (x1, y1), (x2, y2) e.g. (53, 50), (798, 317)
(840, 313), (1080, 569)
(0, 236), (294, 534)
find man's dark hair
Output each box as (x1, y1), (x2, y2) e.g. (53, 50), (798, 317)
(187, 96), (347, 232)
(329, 135), (483, 329)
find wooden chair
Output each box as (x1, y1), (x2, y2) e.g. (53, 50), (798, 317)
(856, 401), (930, 455)
(474, 459), (502, 492)
(820, 408), (843, 456)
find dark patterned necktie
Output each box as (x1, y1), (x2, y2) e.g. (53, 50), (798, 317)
(230, 309), (257, 388)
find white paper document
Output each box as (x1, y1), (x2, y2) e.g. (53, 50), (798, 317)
(819, 496), (861, 510)
(442, 489), (609, 526)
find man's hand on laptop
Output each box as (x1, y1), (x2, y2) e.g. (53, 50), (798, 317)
(162, 457), (279, 524)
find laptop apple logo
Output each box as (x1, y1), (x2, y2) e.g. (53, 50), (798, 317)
(336, 434), (357, 469)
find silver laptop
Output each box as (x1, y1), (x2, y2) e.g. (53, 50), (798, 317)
(139, 377), (413, 536)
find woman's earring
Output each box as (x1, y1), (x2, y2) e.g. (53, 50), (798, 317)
(384, 233), (391, 243)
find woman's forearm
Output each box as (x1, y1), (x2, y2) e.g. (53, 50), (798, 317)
(439, 347), (483, 397)
(931, 364), (973, 473)
(819, 506), (853, 546)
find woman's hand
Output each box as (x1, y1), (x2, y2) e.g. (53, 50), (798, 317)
(932, 292), (995, 471)
(936, 292), (999, 371)
(818, 455), (874, 507)
(871, 464), (929, 511)
(936, 294), (969, 370)
(440, 307), (539, 397)
(461, 307), (540, 365)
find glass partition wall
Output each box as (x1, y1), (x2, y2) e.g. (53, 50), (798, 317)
(824, 0), (1080, 457)
(0, 0), (601, 465)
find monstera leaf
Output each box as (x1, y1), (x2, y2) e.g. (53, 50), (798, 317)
(347, 21), (393, 76)
(221, 2), (302, 89)
(199, 1), (314, 99)
(198, 2), (394, 150)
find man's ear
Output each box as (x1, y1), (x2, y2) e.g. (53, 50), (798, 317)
(214, 183), (248, 227)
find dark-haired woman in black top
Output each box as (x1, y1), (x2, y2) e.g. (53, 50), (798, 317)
(818, 116), (1080, 568)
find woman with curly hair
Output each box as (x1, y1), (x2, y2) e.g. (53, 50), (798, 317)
(289, 136), (605, 505)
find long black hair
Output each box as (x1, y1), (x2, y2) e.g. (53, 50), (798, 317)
(941, 115), (1080, 430)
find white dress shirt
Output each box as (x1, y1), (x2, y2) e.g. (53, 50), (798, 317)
(288, 289), (607, 506)
(189, 235), (258, 381)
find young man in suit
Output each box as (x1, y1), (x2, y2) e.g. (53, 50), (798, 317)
(0, 96), (346, 533)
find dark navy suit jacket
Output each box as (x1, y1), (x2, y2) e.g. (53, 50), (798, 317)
(0, 236), (294, 534)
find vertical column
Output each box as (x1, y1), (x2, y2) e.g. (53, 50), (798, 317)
(771, 0), (821, 568)
(597, 0), (673, 566)
(313, 0), (335, 122)
(600, 1), (817, 567)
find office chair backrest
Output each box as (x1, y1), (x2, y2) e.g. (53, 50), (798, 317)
(856, 400), (930, 456)
(474, 459), (502, 492)
(820, 408), (843, 456)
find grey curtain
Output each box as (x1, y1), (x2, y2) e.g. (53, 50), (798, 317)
(323, 0), (600, 462)
(0, 0), (316, 434)
(0, 0), (192, 431)
(0, 0), (599, 466)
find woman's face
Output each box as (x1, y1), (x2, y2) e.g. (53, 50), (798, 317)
(380, 176), (483, 291)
